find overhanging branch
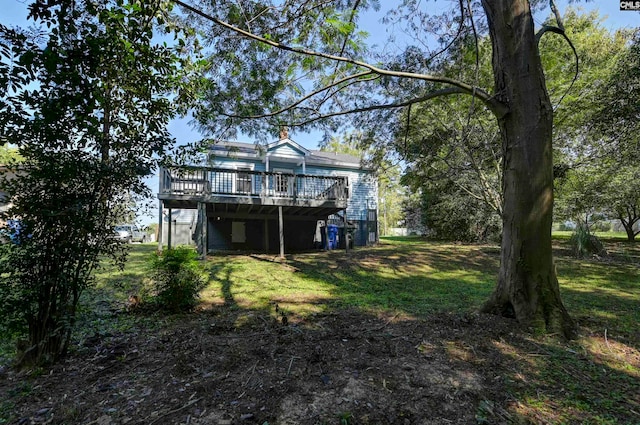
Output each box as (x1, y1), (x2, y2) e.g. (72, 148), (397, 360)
(536, 0), (579, 110)
(227, 71), (375, 120)
(172, 0), (509, 118)
(220, 87), (477, 127)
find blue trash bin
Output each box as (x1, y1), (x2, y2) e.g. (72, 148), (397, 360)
(326, 224), (339, 250)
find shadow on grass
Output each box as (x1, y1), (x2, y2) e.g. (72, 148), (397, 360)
(285, 242), (499, 316)
(94, 242), (640, 425)
(202, 240), (639, 343)
(3, 243), (638, 424)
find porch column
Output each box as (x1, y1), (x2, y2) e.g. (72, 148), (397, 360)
(157, 200), (163, 251)
(167, 208), (172, 249)
(300, 159), (306, 197)
(278, 206), (284, 259)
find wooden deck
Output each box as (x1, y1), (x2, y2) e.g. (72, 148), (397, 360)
(158, 166), (349, 216)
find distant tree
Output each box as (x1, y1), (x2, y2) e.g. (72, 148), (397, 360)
(145, 222), (159, 238)
(555, 29), (640, 242)
(0, 145), (23, 164)
(555, 165), (607, 231)
(377, 167), (404, 236)
(0, 0), (192, 366)
(400, 192), (426, 236)
(320, 132), (404, 236)
(555, 162), (640, 243)
(606, 166), (640, 242)
(319, 134), (363, 159)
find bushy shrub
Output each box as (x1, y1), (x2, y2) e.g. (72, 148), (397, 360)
(570, 226), (607, 258)
(590, 220), (612, 232)
(422, 189), (502, 243)
(149, 247), (207, 313)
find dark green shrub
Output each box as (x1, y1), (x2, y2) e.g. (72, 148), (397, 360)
(421, 185), (501, 243)
(570, 226), (607, 258)
(149, 247), (207, 312)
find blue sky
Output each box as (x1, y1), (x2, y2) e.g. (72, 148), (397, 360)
(4, 0), (638, 150)
(3, 0), (638, 224)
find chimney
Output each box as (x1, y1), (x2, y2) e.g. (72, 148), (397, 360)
(279, 126), (289, 140)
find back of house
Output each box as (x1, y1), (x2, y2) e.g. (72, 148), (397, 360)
(157, 134), (378, 254)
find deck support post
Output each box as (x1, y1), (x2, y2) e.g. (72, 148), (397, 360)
(344, 208), (349, 254)
(278, 206), (284, 259)
(324, 220), (329, 250)
(158, 200), (163, 252)
(197, 202), (207, 258)
(167, 208), (172, 249)
(264, 219), (269, 253)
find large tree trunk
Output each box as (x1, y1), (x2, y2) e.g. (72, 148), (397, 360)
(480, 0), (576, 338)
(618, 212), (638, 242)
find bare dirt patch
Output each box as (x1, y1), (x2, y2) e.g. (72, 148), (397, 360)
(2, 308), (527, 424)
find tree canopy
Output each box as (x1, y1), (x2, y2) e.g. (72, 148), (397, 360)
(0, 0), (192, 365)
(554, 28), (640, 241)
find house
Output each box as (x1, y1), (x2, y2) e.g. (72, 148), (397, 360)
(157, 131), (378, 255)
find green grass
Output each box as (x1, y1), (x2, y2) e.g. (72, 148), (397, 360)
(201, 241), (498, 318)
(553, 230), (630, 241)
(74, 239), (638, 341)
(2, 239), (639, 424)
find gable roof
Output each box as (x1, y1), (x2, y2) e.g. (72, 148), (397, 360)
(266, 138), (310, 156)
(209, 140), (366, 170)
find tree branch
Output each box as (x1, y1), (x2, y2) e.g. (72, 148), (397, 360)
(549, 0), (565, 32)
(424, 0), (466, 65)
(321, 0), (362, 104)
(431, 163), (486, 204)
(172, 0), (508, 118)
(536, 0), (579, 111)
(225, 70), (374, 119)
(220, 87), (474, 127)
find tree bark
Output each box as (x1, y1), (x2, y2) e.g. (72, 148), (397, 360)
(480, 0), (576, 338)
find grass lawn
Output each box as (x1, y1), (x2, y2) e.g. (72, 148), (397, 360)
(1, 238), (638, 424)
(196, 238), (640, 423)
(201, 240), (499, 317)
(552, 230), (631, 241)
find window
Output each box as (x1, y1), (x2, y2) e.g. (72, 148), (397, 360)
(275, 174), (288, 193)
(273, 168), (293, 196)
